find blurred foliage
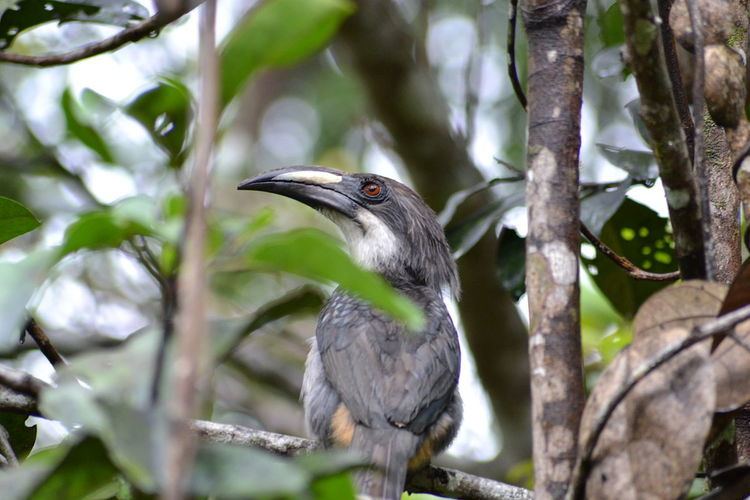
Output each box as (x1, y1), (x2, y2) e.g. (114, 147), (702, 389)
(0, 0), (694, 495)
(219, 0), (355, 106)
(124, 79), (193, 168)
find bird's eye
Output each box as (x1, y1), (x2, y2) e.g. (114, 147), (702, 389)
(361, 182), (382, 198)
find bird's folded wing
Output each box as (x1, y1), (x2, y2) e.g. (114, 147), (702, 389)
(318, 303), (459, 435)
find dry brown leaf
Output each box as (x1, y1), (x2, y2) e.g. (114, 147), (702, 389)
(712, 260), (750, 411)
(713, 320), (750, 412)
(632, 280), (727, 337)
(580, 282), (724, 499)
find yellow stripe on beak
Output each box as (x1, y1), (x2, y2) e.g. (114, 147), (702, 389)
(273, 170), (343, 184)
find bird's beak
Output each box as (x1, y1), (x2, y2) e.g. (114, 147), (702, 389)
(237, 166), (359, 219)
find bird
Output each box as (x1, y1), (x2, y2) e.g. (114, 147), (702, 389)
(238, 166), (462, 500)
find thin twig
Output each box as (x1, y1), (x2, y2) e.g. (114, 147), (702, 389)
(163, 0), (218, 498)
(126, 237), (177, 404)
(0, 424), (18, 467)
(507, 0), (527, 110)
(580, 223), (681, 281)
(0, 365), (48, 397)
(686, 0), (715, 281)
(0, 387), (39, 415)
(569, 302), (750, 500)
(0, 4), (204, 67)
(657, 0), (695, 158)
(151, 274), (177, 404)
(23, 319), (66, 367)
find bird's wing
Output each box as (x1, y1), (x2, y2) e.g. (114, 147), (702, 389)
(317, 291), (459, 435)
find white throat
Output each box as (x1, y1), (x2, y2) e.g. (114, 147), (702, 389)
(326, 210), (400, 270)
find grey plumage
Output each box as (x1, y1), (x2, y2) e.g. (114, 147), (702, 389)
(239, 166), (462, 499)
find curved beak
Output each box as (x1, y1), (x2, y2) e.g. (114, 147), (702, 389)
(237, 166), (359, 219)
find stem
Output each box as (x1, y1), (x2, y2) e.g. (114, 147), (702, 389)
(507, 0), (527, 110)
(0, 4), (205, 67)
(24, 319), (66, 367)
(162, 1), (217, 498)
(580, 223), (681, 281)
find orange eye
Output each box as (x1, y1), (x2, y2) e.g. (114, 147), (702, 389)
(362, 182), (382, 197)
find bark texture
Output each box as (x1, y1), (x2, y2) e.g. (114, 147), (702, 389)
(521, 2), (587, 498)
(704, 116), (740, 283)
(339, 0), (532, 466)
(621, 0), (706, 279)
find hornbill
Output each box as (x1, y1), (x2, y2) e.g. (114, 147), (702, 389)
(238, 166), (462, 499)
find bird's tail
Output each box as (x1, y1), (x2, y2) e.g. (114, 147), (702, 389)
(351, 426), (420, 500)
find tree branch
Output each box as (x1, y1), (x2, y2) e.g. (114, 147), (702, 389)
(580, 223), (681, 281)
(620, 0), (706, 279)
(569, 302), (750, 500)
(686, 0), (715, 281)
(23, 319), (66, 367)
(521, 0), (587, 497)
(702, 116), (740, 284)
(0, 4), (204, 67)
(0, 387), (38, 415)
(0, 365), (48, 397)
(0, 376), (534, 500)
(191, 420), (534, 500)
(657, 0), (695, 158)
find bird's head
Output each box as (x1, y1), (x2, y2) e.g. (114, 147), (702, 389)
(238, 166), (459, 297)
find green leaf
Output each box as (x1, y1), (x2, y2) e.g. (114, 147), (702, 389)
(596, 143), (657, 181)
(496, 227), (526, 301)
(214, 285), (325, 360)
(0, 412), (36, 461)
(62, 197), (158, 255)
(61, 89), (114, 163)
(191, 443), (309, 497)
(580, 180), (630, 236)
(220, 0), (355, 106)
(582, 199), (677, 318)
(0, 436), (118, 500)
(591, 46), (625, 79)
(40, 330), (162, 490)
(62, 212), (126, 254)
(438, 176), (524, 227)
(0, 196), (40, 245)
(625, 98), (653, 147)
(445, 190), (524, 260)
(246, 229), (424, 330)
(0, 0), (147, 49)
(310, 473), (358, 500)
(597, 1), (625, 47)
(29, 436), (118, 500)
(0, 249), (56, 351)
(125, 79), (193, 168)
